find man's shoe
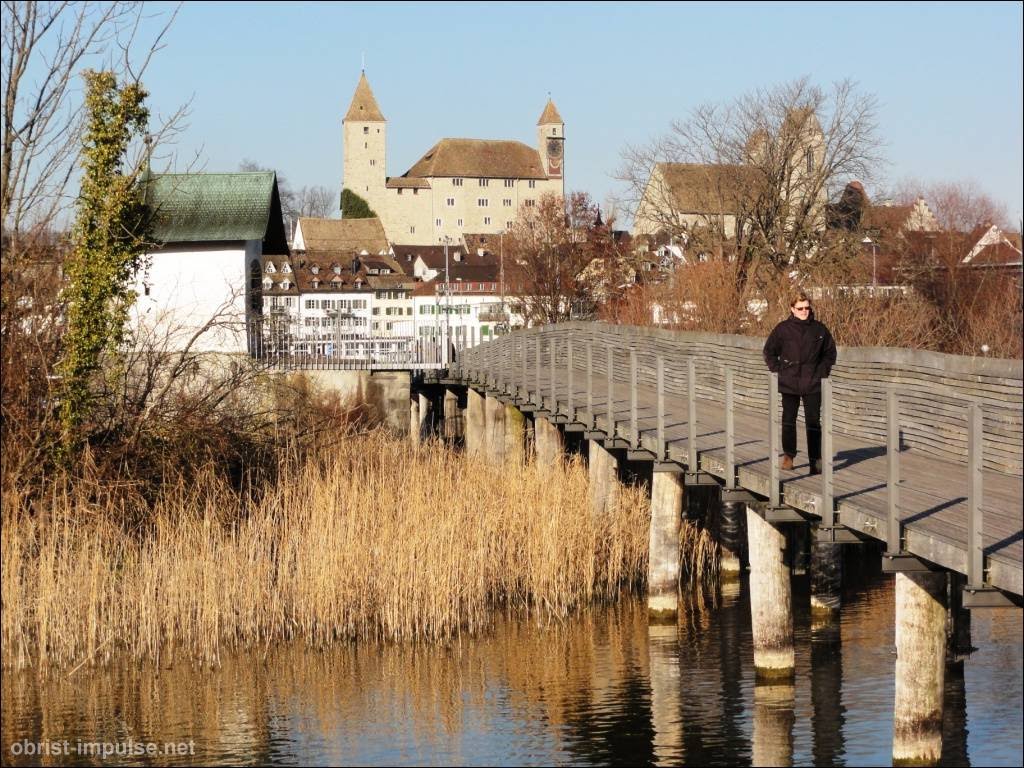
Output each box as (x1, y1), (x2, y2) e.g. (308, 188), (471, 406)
(780, 455), (794, 471)
(809, 459), (822, 475)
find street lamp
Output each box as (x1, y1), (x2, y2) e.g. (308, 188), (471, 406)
(861, 236), (878, 289)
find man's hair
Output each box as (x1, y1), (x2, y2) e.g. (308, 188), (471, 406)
(790, 290), (811, 307)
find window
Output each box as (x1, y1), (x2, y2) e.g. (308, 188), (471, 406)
(410, 226), (415, 234)
(504, 179), (514, 188)
(446, 197), (455, 206)
(453, 178), (463, 187)
(506, 221), (513, 229)
(479, 178), (489, 187)
(413, 188), (418, 195)
(436, 218), (442, 227)
(528, 180), (536, 189)
(478, 198), (488, 207)
(369, 159), (376, 166)
(281, 263), (291, 273)
(503, 198), (512, 207)
(524, 199), (535, 207)
(372, 307), (380, 315)
(363, 126), (369, 134)
(397, 188), (403, 195)
(265, 262), (276, 273)
(551, 128), (557, 135)
(305, 299), (316, 309)
(457, 218), (463, 227)
(262, 278), (272, 289)
(484, 217), (491, 226)
(406, 307), (412, 315)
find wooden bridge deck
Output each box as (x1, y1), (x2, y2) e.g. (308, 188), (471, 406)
(456, 356), (1023, 598)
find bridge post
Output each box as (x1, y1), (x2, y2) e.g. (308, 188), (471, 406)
(752, 680), (795, 768)
(443, 388), (461, 441)
(893, 571), (947, 766)
(648, 469), (683, 620)
(504, 403), (526, 464)
(409, 397), (420, 446)
(535, 416), (564, 466)
(418, 392), (431, 440)
(485, 393), (506, 463)
(810, 539), (842, 622)
(588, 439), (619, 516)
(466, 387), (485, 457)
(747, 504), (795, 680)
(719, 499), (746, 581)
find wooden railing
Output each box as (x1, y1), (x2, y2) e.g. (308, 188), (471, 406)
(457, 322), (1023, 475)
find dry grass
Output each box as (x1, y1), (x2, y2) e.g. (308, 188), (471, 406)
(2, 432), (652, 671)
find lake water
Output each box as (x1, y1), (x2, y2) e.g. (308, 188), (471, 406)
(2, 566), (1021, 766)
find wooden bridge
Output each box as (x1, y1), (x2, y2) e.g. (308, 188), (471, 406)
(450, 322), (1023, 601)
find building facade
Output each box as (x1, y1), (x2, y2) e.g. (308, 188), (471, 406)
(342, 72), (565, 245)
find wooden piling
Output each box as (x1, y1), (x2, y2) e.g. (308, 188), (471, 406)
(485, 394), (505, 463)
(719, 499), (745, 581)
(810, 537), (842, 620)
(752, 682), (795, 767)
(418, 392), (431, 439)
(747, 505), (795, 680)
(893, 571), (947, 766)
(409, 398), (420, 446)
(443, 388), (461, 441)
(465, 387), (485, 457)
(648, 471), (683, 619)
(588, 439), (619, 516)
(504, 403), (526, 464)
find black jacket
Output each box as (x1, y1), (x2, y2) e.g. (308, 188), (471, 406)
(763, 313), (837, 395)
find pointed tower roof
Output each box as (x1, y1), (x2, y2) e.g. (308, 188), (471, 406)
(537, 98), (563, 126)
(344, 72), (385, 122)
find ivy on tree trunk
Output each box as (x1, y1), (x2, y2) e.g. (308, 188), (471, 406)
(57, 70), (150, 457)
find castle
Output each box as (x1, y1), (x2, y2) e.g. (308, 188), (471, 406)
(342, 72), (565, 245)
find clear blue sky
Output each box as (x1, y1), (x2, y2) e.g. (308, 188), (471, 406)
(136, 1), (1023, 223)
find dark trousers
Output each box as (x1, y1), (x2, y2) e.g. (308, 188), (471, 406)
(782, 392), (822, 461)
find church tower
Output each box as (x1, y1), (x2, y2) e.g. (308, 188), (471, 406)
(537, 98), (565, 188)
(342, 72), (387, 216)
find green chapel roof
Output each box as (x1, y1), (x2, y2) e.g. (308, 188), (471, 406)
(145, 171), (286, 251)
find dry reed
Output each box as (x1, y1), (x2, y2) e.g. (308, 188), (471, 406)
(2, 432), (651, 670)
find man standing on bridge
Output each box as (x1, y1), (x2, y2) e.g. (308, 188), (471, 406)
(763, 291), (837, 474)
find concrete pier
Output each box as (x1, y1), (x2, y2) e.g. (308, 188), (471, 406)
(747, 506), (795, 680)
(418, 392), (431, 439)
(466, 388), (485, 457)
(810, 537), (843, 620)
(893, 571), (947, 766)
(504, 403), (526, 464)
(588, 440), (619, 516)
(718, 499), (745, 581)
(648, 471), (683, 619)
(485, 394), (505, 463)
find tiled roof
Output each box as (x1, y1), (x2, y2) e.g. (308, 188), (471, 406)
(401, 139), (547, 180)
(385, 177), (431, 189)
(537, 99), (564, 126)
(655, 163), (762, 215)
(296, 217), (388, 255)
(392, 244), (466, 268)
(145, 172), (288, 252)
(344, 72), (385, 122)
(862, 204), (914, 233)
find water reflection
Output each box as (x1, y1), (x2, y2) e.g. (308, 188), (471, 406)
(2, 573), (1021, 766)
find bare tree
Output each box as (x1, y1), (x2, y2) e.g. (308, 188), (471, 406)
(891, 178), (1009, 232)
(1, 1), (180, 239)
(618, 77), (883, 282)
(505, 191), (632, 325)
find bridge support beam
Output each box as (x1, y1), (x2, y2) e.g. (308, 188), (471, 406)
(588, 439), (619, 516)
(466, 388), (485, 457)
(719, 499), (745, 582)
(504, 403), (526, 465)
(443, 388), (461, 442)
(747, 505), (795, 680)
(409, 398), (420, 446)
(893, 571), (947, 766)
(810, 536), (842, 622)
(648, 471), (683, 620)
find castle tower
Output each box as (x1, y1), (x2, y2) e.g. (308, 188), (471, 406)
(342, 72), (387, 215)
(537, 98), (565, 185)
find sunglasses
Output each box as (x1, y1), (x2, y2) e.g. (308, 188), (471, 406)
(793, 306), (811, 312)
